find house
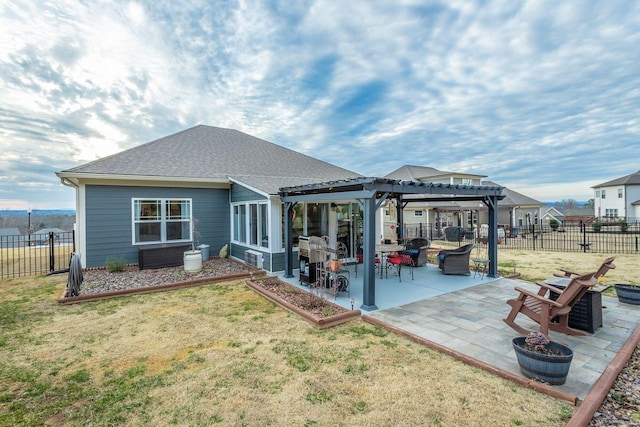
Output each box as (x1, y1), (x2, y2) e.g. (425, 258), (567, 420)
(592, 170), (640, 222)
(541, 206), (564, 227)
(56, 125), (362, 272)
(0, 227), (21, 248)
(382, 166), (542, 240)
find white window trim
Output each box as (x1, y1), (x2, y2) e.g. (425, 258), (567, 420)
(231, 201), (270, 250)
(131, 198), (192, 245)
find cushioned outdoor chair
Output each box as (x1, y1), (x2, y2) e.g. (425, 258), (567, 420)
(438, 243), (475, 275)
(406, 238), (431, 267)
(503, 272), (597, 336)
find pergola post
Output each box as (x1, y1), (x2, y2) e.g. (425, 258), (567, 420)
(361, 196), (378, 311)
(397, 195), (404, 243)
(283, 201), (294, 278)
(486, 196), (499, 278)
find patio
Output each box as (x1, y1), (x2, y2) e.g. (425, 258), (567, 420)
(277, 262), (640, 404)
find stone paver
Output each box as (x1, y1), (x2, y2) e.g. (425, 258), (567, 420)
(367, 278), (640, 401)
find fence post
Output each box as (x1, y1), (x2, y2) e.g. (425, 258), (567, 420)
(532, 224), (536, 251)
(49, 232), (55, 272)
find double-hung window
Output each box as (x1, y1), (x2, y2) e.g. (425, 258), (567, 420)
(133, 199), (192, 244)
(233, 202), (269, 248)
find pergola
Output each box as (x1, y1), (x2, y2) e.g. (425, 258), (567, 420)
(279, 177), (504, 311)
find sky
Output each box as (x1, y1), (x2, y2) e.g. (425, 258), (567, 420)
(1, 0), (639, 210)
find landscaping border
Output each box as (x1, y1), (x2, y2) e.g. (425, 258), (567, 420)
(59, 271), (263, 304)
(245, 279), (361, 328)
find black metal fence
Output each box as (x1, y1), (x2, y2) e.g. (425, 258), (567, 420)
(0, 231), (75, 277)
(402, 222), (640, 254)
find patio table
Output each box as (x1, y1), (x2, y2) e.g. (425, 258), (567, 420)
(375, 244), (404, 279)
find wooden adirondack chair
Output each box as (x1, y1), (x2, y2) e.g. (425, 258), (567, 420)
(503, 272), (597, 336)
(554, 256), (616, 281)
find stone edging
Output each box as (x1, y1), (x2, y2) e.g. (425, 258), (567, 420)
(58, 271), (262, 304)
(245, 279), (361, 329)
(565, 322), (640, 426)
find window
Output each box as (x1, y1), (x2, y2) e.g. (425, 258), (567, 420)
(133, 199), (191, 244)
(601, 190), (606, 199)
(414, 210), (423, 217)
(595, 190), (601, 198)
(605, 209), (618, 217)
(618, 188), (623, 198)
(233, 202), (269, 248)
(461, 178), (473, 185)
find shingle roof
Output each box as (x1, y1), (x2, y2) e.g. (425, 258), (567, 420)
(482, 181), (542, 206)
(593, 170), (640, 187)
(385, 165), (486, 181)
(59, 125), (362, 194)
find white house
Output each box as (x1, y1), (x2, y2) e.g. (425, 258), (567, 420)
(592, 170), (640, 221)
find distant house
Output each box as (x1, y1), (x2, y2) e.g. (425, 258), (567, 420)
(382, 165), (542, 239)
(56, 125), (362, 272)
(0, 227), (21, 248)
(592, 170), (640, 221)
(541, 206), (564, 226)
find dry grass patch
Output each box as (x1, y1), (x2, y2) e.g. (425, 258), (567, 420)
(0, 274), (572, 426)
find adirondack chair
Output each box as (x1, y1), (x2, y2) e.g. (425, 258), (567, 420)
(554, 256), (615, 282)
(503, 272), (597, 336)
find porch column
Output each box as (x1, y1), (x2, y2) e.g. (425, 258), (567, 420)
(283, 202), (294, 278)
(396, 196), (404, 243)
(486, 196), (499, 278)
(361, 196), (378, 311)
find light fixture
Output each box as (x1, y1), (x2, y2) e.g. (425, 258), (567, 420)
(350, 298), (355, 310)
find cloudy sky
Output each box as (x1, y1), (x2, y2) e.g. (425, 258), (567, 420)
(1, 0), (639, 210)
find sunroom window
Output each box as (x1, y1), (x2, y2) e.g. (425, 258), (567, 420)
(233, 202), (268, 248)
(133, 199), (191, 244)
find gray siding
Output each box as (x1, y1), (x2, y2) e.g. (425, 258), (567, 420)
(85, 185), (230, 267)
(231, 184), (266, 202)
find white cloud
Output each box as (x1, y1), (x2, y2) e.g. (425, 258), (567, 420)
(0, 0), (639, 210)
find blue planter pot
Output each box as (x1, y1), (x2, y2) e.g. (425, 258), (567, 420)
(614, 283), (640, 305)
(512, 337), (573, 385)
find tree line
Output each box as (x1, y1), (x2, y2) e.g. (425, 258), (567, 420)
(0, 212), (76, 234)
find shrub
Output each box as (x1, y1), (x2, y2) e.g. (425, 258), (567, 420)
(592, 220), (602, 233)
(619, 219), (629, 233)
(549, 219), (559, 230)
(106, 255), (126, 273)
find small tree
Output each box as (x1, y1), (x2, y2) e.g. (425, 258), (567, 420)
(592, 220), (602, 233)
(619, 219), (629, 233)
(549, 219), (560, 230)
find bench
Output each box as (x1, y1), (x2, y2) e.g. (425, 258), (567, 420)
(138, 243), (192, 270)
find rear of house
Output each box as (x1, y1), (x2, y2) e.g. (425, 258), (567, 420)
(56, 125), (362, 272)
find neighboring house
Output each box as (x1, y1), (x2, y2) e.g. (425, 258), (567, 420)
(32, 228), (73, 245)
(382, 166), (542, 240)
(592, 170), (640, 222)
(56, 125), (362, 272)
(559, 207), (596, 225)
(541, 206), (564, 226)
(0, 227), (21, 248)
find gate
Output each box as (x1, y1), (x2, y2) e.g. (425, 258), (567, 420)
(0, 231), (75, 277)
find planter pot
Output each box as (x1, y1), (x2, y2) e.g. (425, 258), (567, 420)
(512, 337), (573, 385)
(183, 250), (202, 272)
(614, 283), (640, 305)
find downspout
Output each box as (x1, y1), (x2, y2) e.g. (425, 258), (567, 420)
(59, 177), (83, 266)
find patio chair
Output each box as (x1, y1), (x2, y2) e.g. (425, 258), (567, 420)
(386, 245), (415, 282)
(438, 243), (475, 275)
(554, 256), (616, 282)
(406, 238), (431, 267)
(503, 272), (597, 336)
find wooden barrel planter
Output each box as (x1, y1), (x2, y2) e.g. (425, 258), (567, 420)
(614, 283), (640, 305)
(512, 337), (573, 385)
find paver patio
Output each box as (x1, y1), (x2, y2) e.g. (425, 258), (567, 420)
(278, 262), (640, 403)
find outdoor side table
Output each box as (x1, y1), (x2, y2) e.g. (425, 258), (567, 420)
(471, 258), (490, 279)
(543, 276), (609, 333)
